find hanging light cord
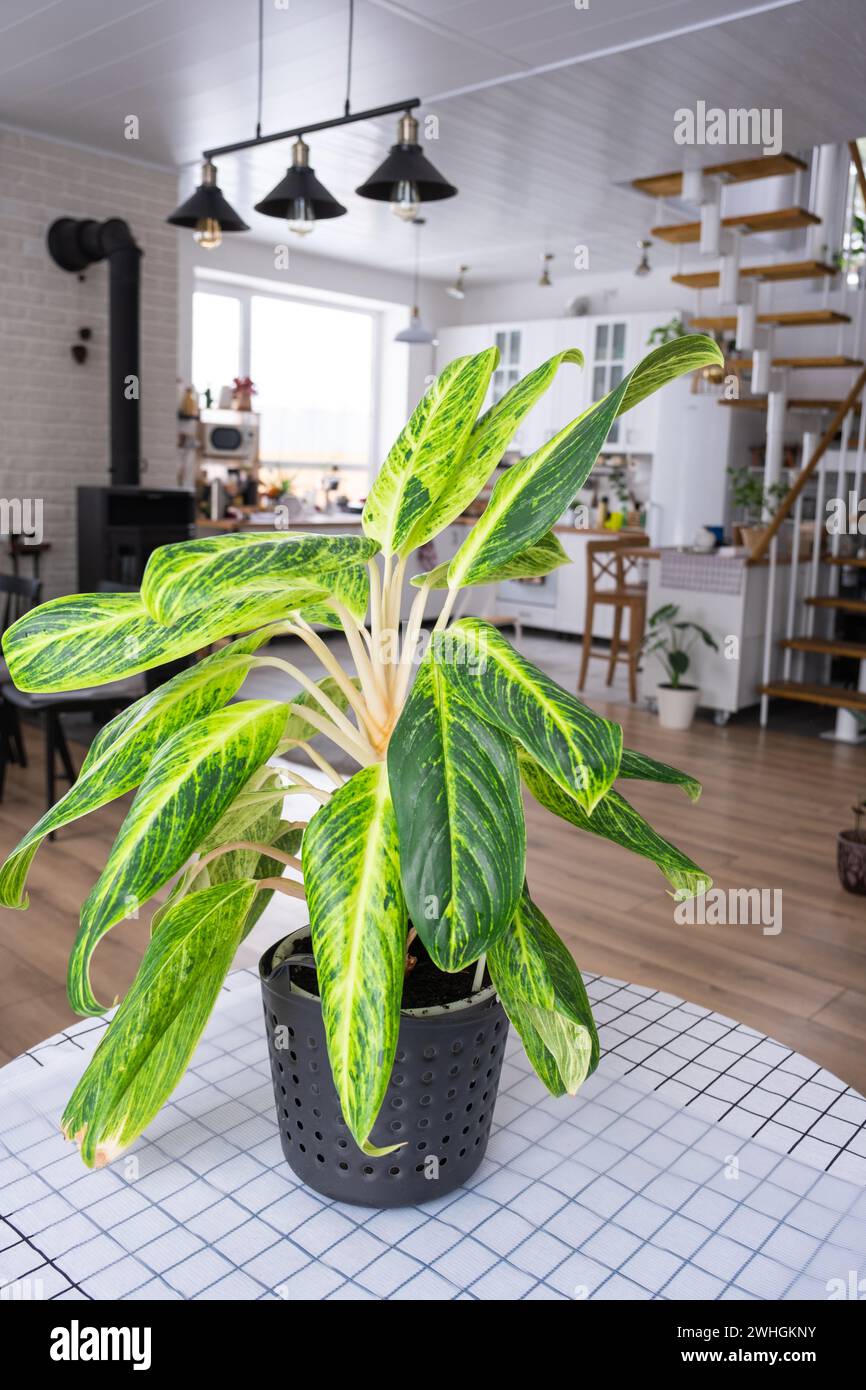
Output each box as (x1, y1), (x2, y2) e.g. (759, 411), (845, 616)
(255, 0), (264, 138)
(344, 0), (355, 117)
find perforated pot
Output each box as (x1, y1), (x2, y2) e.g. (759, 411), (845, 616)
(259, 929), (509, 1207)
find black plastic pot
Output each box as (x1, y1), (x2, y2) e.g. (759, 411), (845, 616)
(259, 929), (509, 1207)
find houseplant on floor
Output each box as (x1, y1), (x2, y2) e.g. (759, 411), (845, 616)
(641, 604), (718, 731)
(838, 796), (866, 895)
(0, 334), (720, 1206)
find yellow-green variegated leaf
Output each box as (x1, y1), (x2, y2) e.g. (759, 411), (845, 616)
(489, 886), (599, 1096)
(413, 529), (568, 590)
(408, 349), (584, 549)
(69, 699), (287, 1016)
(303, 762), (407, 1155)
(447, 335), (723, 589)
(519, 749), (710, 898)
(0, 631), (279, 911)
(432, 620), (622, 812)
(618, 748), (702, 801)
(387, 648), (525, 972)
(62, 879), (258, 1167)
(142, 531), (378, 627)
(3, 591), (307, 693)
(363, 349), (497, 557)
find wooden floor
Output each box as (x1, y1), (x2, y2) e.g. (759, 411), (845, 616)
(0, 708), (865, 1092)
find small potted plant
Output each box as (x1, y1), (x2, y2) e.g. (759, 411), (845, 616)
(728, 465), (790, 556)
(642, 603), (718, 730)
(838, 798), (866, 895)
(0, 333), (721, 1206)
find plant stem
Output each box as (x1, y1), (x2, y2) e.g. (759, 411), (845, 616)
(393, 577), (432, 708)
(187, 838), (303, 889)
(332, 600), (390, 732)
(472, 954), (487, 994)
(285, 701), (376, 765)
(285, 739), (344, 787)
(256, 876), (307, 900)
(285, 621), (380, 736)
(434, 586), (459, 632)
(252, 655), (368, 750)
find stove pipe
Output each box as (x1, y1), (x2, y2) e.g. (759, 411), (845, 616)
(47, 216), (143, 486)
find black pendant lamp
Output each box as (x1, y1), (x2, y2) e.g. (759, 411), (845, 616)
(356, 111), (457, 221)
(166, 161), (249, 249)
(254, 137), (347, 236)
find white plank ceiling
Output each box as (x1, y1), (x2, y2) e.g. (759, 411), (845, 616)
(1, 0), (864, 282)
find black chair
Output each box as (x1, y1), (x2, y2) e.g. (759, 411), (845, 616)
(0, 575), (42, 795)
(0, 577), (147, 814)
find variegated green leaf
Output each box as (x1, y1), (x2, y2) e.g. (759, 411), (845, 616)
(142, 531), (378, 627)
(431, 619), (622, 812)
(62, 879), (257, 1167)
(408, 349), (583, 549)
(387, 648), (525, 972)
(519, 749), (710, 898)
(413, 528), (569, 590)
(618, 748), (702, 801)
(0, 631), (279, 911)
(3, 591), (309, 693)
(363, 349), (497, 556)
(447, 335), (723, 589)
(489, 886), (599, 1096)
(69, 699), (287, 1016)
(303, 762), (407, 1155)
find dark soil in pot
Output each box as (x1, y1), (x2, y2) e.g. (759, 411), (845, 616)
(838, 830), (866, 895)
(259, 928), (510, 1207)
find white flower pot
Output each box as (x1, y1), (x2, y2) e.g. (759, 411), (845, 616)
(656, 684), (700, 730)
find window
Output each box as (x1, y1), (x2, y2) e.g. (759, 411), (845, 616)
(491, 329), (521, 403)
(192, 291), (241, 401)
(592, 321), (626, 444)
(191, 282), (378, 505)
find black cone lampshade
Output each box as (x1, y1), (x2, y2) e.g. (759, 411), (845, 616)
(356, 112), (457, 218)
(254, 138), (347, 235)
(167, 161), (249, 247)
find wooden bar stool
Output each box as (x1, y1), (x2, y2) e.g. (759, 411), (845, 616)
(577, 538), (650, 703)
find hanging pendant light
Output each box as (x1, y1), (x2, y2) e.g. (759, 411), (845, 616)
(538, 252), (554, 287)
(254, 137), (347, 236)
(357, 111), (457, 220)
(634, 239), (652, 276)
(446, 265), (469, 300)
(395, 219), (436, 344)
(166, 161), (249, 248)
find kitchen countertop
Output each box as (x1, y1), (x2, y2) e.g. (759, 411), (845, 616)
(196, 514), (648, 541)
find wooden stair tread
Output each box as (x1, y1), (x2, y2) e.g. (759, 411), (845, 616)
(780, 636), (866, 659)
(759, 680), (866, 711)
(805, 596), (866, 614)
(825, 554), (866, 566)
(718, 397), (862, 412)
(673, 260), (838, 289)
(738, 355), (864, 369)
(653, 207), (819, 244)
(632, 153), (807, 198)
(690, 310), (852, 331)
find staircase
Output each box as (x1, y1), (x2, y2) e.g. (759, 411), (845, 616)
(633, 141), (866, 738)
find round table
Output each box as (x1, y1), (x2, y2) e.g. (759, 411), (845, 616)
(1, 969), (865, 1302)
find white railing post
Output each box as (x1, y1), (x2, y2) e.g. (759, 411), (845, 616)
(783, 435), (809, 682)
(759, 534), (779, 728)
(807, 432), (829, 638)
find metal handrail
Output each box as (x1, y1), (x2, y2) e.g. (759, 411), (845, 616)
(748, 365), (866, 562)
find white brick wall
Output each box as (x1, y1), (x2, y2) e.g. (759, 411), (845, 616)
(0, 128), (179, 598)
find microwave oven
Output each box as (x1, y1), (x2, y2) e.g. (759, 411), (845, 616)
(200, 420), (259, 460)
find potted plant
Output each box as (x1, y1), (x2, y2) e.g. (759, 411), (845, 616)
(727, 465), (790, 555)
(642, 603), (718, 730)
(838, 797), (866, 895)
(0, 334), (721, 1207)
